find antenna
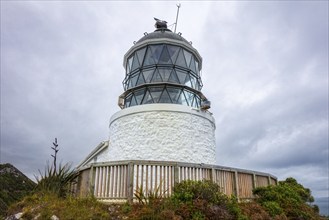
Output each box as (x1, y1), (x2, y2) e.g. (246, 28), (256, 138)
(174, 3), (181, 33)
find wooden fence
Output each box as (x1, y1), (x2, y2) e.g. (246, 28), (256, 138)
(75, 160), (277, 202)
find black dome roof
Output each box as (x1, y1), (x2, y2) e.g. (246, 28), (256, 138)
(136, 28), (191, 45)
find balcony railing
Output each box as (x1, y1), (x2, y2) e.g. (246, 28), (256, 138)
(75, 160), (277, 202)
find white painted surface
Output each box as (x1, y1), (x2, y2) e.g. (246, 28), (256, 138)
(96, 104), (216, 164)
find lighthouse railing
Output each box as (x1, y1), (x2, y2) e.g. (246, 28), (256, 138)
(75, 160), (277, 202)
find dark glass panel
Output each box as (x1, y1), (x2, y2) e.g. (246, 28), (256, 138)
(136, 47), (146, 66)
(143, 46), (156, 66)
(134, 89), (145, 105)
(168, 70), (180, 84)
(158, 68), (172, 82)
(195, 96), (200, 108)
(159, 88), (172, 103)
(149, 45), (163, 63)
(127, 56), (133, 72)
(143, 69), (154, 83)
(184, 90), (194, 105)
(167, 87), (182, 104)
(183, 49), (192, 68)
(167, 45), (180, 64)
(131, 54), (140, 71)
(191, 95), (196, 107)
(142, 89), (154, 104)
(125, 94), (132, 108)
(195, 60), (200, 72)
(151, 69), (163, 82)
(189, 56), (197, 73)
(149, 87), (163, 103)
(184, 75), (192, 87)
(175, 48), (187, 68)
(158, 45), (172, 64)
(129, 74), (138, 88)
(176, 69), (188, 84)
(130, 95), (138, 107)
(190, 75), (197, 89)
(136, 73), (145, 86)
(180, 90), (189, 106)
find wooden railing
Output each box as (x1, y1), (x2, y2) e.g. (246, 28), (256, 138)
(75, 160), (277, 202)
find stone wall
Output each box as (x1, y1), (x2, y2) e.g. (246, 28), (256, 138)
(96, 104), (216, 165)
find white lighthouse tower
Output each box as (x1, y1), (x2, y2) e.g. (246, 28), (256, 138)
(81, 19), (216, 166)
(76, 19), (276, 201)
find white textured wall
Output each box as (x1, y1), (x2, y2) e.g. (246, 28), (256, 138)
(98, 104), (216, 164)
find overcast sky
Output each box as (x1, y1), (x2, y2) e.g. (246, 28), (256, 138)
(1, 0), (328, 211)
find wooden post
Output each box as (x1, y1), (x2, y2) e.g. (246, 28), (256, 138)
(174, 163), (179, 185)
(268, 176), (272, 185)
(252, 173), (257, 189)
(211, 167), (216, 183)
(89, 165), (96, 197)
(234, 171), (240, 200)
(127, 162), (134, 204)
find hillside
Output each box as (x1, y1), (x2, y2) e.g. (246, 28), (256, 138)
(0, 163), (36, 217)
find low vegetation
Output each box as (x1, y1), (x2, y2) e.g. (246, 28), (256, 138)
(4, 139), (327, 219)
(6, 178), (327, 219)
(253, 177), (322, 220)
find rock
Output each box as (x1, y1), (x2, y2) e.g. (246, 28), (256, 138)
(5, 212), (23, 220)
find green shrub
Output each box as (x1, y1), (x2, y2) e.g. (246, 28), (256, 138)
(253, 177), (322, 219)
(172, 180), (244, 220)
(35, 162), (78, 198)
(172, 180), (228, 205)
(262, 201), (283, 217)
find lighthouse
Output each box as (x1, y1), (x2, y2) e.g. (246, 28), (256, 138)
(76, 19), (276, 201)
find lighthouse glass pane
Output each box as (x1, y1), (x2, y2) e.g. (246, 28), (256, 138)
(159, 46), (172, 64)
(159, 89), (171, 103)
(144, 47), (156, 66)
(190, 76), (197, 89)
(184, 75), (192, 87)
(180, 91), (189, 106)
(125, 94), (132, 108)
(127, 56), (133, 73)
(129, 74), (138, 88)
(175, 49), (187, 68)
(134, 89), (145, 105)
(185, 90), (194, 105)
(195, 96), (200, 108)
(130, 95), (138, 107)
(150, 45), (163, 64)
(143, 69), (154, 83)
(183, 49), (192, 68)
(136, 47), (146, 66)
(176, 69), (187, 84)
(142, 89), (154, 104)
(149, 87), (163, 103)
(167, 87), (182, 104)
(190, 56), (197, 74)
(136, 73), (145, 86)
(152, 69), (163, 82)
(168, 70), (179, 84)
(158, 68), (171, 82)
(131, 54), (140, 71)
(167, 45), (180, 64)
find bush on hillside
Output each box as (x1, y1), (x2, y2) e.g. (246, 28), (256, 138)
(253, 177), (322, 219)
